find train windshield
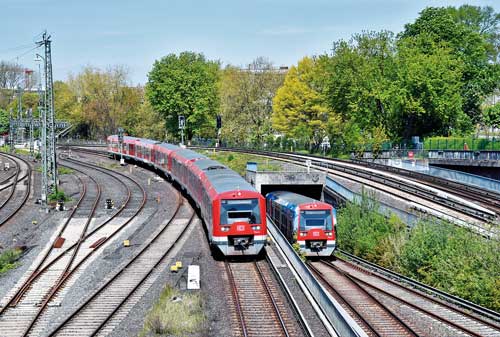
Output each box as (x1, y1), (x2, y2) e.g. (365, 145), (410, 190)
(220, 199), (261, 225)
(299, 210), (333, 231)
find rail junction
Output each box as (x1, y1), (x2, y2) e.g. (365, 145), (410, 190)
(0, 146), (498, 337)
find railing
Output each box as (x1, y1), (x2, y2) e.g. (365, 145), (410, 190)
(428, 150), (500, 161)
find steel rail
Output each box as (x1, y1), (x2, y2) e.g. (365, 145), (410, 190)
(225, 261), (248, 337)
(0, 153), (32, 227)
(16, 156), (148, 336)
(264, 253), (314, 337)
(46, 195), (188, 336)
(325, 260), (496, 337)
(255, 261), (291, 337)
(20, 164), (103, 337)
(351, 159), (500, 211)
(309, 261), (419, 337)
(198, 147), (496, 237)
(338, 250), (500, 328)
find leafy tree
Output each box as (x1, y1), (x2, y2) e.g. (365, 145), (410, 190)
(54, 81), (77, 120)
(67, 65), (140, 138)
(445, 5), (500, 62)
(322, 31), (396, 133)
(482, 102), (500, 127)
(389, 36), (467, 137)
(272, 56), (339, 149)
(219, 57), (285, 146)
(400, 7), (500, 122)
(0, 108), (9, 134)
(146, 52), (220, 140)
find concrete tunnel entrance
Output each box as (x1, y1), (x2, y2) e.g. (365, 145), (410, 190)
(260, 184), (323, 200)
(245, 161), (327, 201)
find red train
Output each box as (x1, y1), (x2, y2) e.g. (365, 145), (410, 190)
(107, 135), (267, 256)
(266, 191), (336, 257)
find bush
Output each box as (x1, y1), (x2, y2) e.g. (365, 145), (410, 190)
(48, 189), (70, 202)
(0, 248), (23, 274)
(141, 285), (206, 336)
(338, 193), (500, 311)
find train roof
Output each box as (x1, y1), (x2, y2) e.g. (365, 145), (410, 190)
(173, 148), (208, 161)
(158, 142), (180, 151)
(266, 191), (332, 210)
(204, 168), (256, 194)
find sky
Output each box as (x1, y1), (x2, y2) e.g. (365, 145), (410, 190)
(1, 0), (498, 85)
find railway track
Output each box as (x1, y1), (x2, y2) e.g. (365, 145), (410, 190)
(352, 159), (500, 214)
(225, 259), (301, 337)
(47, 193), (193, 337)
(0, 153), (32, 228)
(309, 258), (500, 337)
(0, 156), (147, 337)
(199, 147), (498, 236)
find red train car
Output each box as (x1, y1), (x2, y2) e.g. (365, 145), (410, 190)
(107, 135), (267, 256)
(266, 191), (336, 257)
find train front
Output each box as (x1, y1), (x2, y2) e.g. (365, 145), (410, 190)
(212, 191), (267, 256)
(297, 203), (336, 257)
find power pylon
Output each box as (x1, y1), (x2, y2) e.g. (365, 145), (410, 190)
(37, 31), (58, 203)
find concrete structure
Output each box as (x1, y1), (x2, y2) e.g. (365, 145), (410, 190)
(427, 150), (500, 180)
(245, 161), (326, 199)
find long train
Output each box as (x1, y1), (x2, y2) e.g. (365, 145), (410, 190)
(266, 191), (336, 257)
(107, 135), (267, 256)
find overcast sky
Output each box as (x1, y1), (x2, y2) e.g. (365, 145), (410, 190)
(1, 0), (497, 85)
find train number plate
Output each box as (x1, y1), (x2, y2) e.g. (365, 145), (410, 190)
(237, 225), (245, 231)
(313, 232), (319, 237)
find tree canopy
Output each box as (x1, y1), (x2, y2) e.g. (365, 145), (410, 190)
(146, 52), (220, 140)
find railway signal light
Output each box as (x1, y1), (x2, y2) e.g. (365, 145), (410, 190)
(216, 115), (222, 129)
(178, 115), (185, 129)
(105, 198), (114, 209)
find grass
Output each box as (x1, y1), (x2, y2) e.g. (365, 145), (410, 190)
(140, 285), (206, 337)
(48, 189), (70, 202)
(58, 167), (74, 175)
(0, 248), (23, 275)
(201, 150), (282, 176)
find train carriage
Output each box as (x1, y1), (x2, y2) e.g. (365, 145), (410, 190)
(266, 191), (336, 257)
(107, 135), (267, 256)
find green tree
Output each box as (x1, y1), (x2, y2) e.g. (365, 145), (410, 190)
(400, 7), (500, 122)
(68, 65), (140, 138)
(389, 36), (467, 137)
(219, 57), (285, 146)
(482, 102), (500, 126)
(146, 52), (220, 140)
(272, 56), (339, 149)
(445, 5), (500, 62)
(322, 31), (396, 133)
(0, 108), (9, 134)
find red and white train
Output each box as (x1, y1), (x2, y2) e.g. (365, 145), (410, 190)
(266, 191), (336, 257)
(107, 135), (267, 256)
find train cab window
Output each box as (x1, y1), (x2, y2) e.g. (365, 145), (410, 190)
(220, 199), (261, 225)
(299, 210), (333, 231)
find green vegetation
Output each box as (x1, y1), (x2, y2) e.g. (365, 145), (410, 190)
(48, 189), (70, 202)
(0, 248), (23, 275)
(146, 52), (220, 140)
(424, 136), (500, 150)
(58, 167), (74, 175)
(338, 193), (500, 311)
(202, 150), (281, 176)
(140, 285), (206, 337)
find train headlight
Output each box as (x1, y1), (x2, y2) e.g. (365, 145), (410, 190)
(300, 232), (307, 237)
(221, 226), (230, 232)
(325, 231), (333, 236)
(252, 225), (261, 231)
